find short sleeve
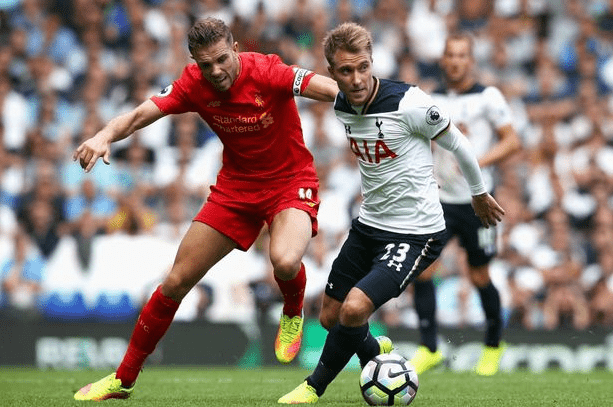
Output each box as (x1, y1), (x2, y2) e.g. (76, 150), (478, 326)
(484, 86), (513, 130)
(150, 66), (193, 115)
(260, 54), (312, 96)
(403, 86), (451, 140)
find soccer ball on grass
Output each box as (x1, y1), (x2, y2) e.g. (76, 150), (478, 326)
(359, 353), (418, 406)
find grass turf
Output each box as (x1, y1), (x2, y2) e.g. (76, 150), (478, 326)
(0, 367), (611, 406)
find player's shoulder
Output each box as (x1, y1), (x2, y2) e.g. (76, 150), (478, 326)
(238, 52), (291, 85)
(432, 82), (487, 96)
(335, 78), (415, 115)
(240, 52), (284, 70)
(179, 63), (204, 82)
(481, 84), (507, 100)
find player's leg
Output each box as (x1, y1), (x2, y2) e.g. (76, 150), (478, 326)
(409, 262), (443, 374)
(280, 226), (445, 403)
(471, 262), (506, 375)
(279, 222), (373, 403)
(410, 205), (454, 374)
(279, 287), (375, 404)
(317, 224), (390, 366)
(75, 222), (236, 400)
(319, 293), (391, 368)
(269, 207), (312, 363)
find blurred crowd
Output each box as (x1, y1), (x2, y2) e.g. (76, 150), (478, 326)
(1, 0), (613, 330)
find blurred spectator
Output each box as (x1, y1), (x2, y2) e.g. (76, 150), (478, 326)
(1, 74), (30, 155)
(456, 0), (491, 31)
(588, 249), (613, 326)
(0, 227), (45, 319)
(406, 0), (449, 81)
(16, 159), (67, 259)
(106, 189), (157, 235)
(63, 178), (116, 270)
(538, 206), (591, 330)
(525, 57), (577, 123)
(113, 134), (157, 200)
(154, 181), (192, 244)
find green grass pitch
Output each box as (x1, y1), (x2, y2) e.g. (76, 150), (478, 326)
(0, 367), (611, 406)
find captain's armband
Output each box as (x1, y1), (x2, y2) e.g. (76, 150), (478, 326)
(292, 67), (313, 96)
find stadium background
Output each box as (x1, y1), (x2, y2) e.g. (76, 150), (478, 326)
(0, 0), (612, 372)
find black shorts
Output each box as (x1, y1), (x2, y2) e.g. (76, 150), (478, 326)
(325, 219), (447, 309)
(442, 202), (497, 267)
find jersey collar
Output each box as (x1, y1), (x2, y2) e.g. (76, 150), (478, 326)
(360, 76), (380, 115)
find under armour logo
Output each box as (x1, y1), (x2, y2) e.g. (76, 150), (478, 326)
(344, 124), (351, 135)
(387, 260), (403, 271)
(327, 282), (334, 290)
(376, 118), (384, 138)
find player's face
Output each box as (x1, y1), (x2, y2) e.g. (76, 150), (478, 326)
(191, 39), (240, 92)
(328, 49), (374, 106)
(440, 38), (473, 85)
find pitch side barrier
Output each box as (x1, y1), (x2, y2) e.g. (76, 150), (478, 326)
(0, 318), (611, 372)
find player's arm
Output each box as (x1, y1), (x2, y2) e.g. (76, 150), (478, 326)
(478, 123), (521, 168)
(292, 67), (339, 102)
(73, 100), (165, 173)
(301, 74), (339, 102)
(434, 123), (505, 228)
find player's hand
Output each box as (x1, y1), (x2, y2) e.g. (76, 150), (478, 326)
(471, 192), (505, 228)
(72, 134), (112, 173)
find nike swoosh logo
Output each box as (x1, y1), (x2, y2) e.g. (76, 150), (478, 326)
(387, 369), (413, 378)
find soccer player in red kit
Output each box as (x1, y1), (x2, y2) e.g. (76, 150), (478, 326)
(73, 17), (339, 401)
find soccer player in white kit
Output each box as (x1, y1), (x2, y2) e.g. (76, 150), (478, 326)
(278, 23), (505, 404)
(409, 32), (521, 376)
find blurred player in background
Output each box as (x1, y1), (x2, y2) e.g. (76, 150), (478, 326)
(409, 32), (521, 376)
(278, 22), (505, 404)
(73, 17), (339, 401)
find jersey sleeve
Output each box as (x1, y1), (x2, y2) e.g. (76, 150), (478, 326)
(262, 54), (314, 96)
(484, 86), (513, 130)
(150, 66), (193, 115)
(402, 86), (451, 140)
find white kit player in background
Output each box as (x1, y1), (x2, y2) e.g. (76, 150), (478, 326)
(409, 31), (521, 377)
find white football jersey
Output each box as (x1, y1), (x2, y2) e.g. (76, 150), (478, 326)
(333, 78), (450, 234)
(432, 83), (513, 204)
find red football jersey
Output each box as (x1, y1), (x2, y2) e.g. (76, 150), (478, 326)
(151, 52), (317, 182)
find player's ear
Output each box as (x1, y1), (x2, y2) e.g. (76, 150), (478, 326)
(232, 41), (239, 52)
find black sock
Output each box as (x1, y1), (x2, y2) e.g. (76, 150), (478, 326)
(307, 323), (368, 396)
(414, 280), (438, 352)
(355, 325), (380, 368)
(477, 282), (502, 347)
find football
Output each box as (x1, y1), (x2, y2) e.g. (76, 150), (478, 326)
(359, 353), (419, 406)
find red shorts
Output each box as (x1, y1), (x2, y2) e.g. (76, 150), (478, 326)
(194, 173), (320, 251)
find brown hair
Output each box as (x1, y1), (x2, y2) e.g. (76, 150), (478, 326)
(187, 17), (233, 54)
(323, 22), (373, 67)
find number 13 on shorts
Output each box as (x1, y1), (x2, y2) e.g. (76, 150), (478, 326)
(381, 243), (410, 272)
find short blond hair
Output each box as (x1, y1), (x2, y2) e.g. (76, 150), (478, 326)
(323, 22), (373, 67)
(444, 31), (475, 57)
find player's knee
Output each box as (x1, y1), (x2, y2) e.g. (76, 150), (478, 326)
(468, 265), (490, 287)
(161, 274), (192, 302)
(270, 253), (301, 281)
(339, 298), (370, 326)
(319, 309), (338, 330)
